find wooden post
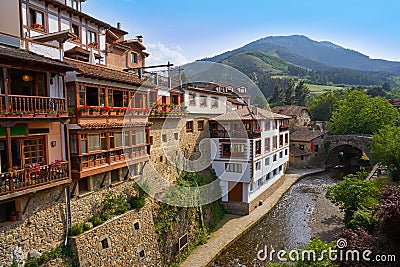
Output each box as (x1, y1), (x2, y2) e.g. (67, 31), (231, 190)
(6, 126), (14, 192)
(3, 67), (9, 113)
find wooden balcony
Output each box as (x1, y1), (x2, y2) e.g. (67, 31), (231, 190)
(279, 124), (290, 132)
(0, 161), (70, 201)
(0, 94), (67, 118)
(210, 129), (261, 139)
(149, 105), (186, 118)
(71, 145), (149, 179)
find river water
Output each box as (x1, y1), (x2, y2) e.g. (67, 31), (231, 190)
(211, 172), (344, 267)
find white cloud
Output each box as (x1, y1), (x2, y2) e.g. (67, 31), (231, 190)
(145, 42), (189, 67)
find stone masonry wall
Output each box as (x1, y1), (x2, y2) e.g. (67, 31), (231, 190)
(69, 201), (161, 267)
(0, 186), (68, 267)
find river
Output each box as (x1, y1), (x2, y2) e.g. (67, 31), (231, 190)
(211, 171), (344, 267)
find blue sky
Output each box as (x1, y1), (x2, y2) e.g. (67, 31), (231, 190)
(84, 0), (400, 66)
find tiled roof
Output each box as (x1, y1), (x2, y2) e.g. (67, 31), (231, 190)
(389, 98), (400, 107)
(271, 105), (310, 117)
(65, 58), (146, 86)
(0, 44), (75, 71)
(228, 98), (246, 106)
(290, 127), (326, 142)
(210, 106), (290, 121)
(290, 146), (311, 157)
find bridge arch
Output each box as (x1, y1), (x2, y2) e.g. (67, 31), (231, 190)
(322, 135), (372, 168)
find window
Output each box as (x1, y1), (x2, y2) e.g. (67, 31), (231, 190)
(211, 97), (219, 108)
(255, 140), (261, 155)
(200, 95), (207, 107)
(24, 138), (45, 166)
(115, 132), (123, 147)
(198, 120), (204, 131)
(81, 134), (88, 153)
(189, 93), (196, 106)
(225, 163), (242, 173)
(78, 177), (90, 194)
(265, 121), (271, 131)
(186, 121), (193, 133)
(70, 134), (77, 154)
(85, 87), (99, 106)
(79, 86), (85, 106)
(100, 238), (109, 250)
(279, 151), (283, 158)
(88, 30), (97, 45)
(232, 144), (245, 156)
(279, 165), (283, 172)
(139, 249), (145, 259)
(273, 136), (278, 150)
(149, 136), (153, 145)
(100, 134), (107, 150)
(29, 9), (44, 30)
(131, 52), (138, 63)
(162, 134), (167, 142)
(88, 134), (100, 152)
(273, 168), (277, 176)
(134, 222), (140, 230)
(124, 131), (130, 147)
(179, 234), (188, 251)
(136, 131), (144, 145)
(279, 134), (284, 147)
(264, 138), (270, 152)
(285, 149), (288, 155)
(109, 133), (115, 149)
(314, 145), (319, 153)
(285, 133), (289, 144)
(131, 131), (136, 146)
(222, 144), (231, 157)
(0, 200), (18, 223)
(72, 0), (79, 10)
(111, 170), (120, 184)
(265, 157), (270, 166)
(301, 156), (305, 160)
(299, 144), (305, 150)
(72, 24), (80, 40)
(258, 178), (263, 187)
(255, 161), (261, 171)
(174, 133), (179, 140)
(273, 154), (277, 162)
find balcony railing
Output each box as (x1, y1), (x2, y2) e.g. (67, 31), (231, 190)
(72, 145), (149, 171)
(279, 124), (290, 131)
(210, 129), (261, 139)
(150, 105), (186, 118)
(0, 161), (69, 196)
(0, 94), (67, 117)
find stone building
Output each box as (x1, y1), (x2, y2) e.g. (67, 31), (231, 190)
(209, 107), (290, 215)
(289, 127), (327, 168)
(271, 105), (311, 127)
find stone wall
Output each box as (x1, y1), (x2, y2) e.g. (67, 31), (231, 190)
(69, 201), (161, 267)
(0, 186), (68, 267)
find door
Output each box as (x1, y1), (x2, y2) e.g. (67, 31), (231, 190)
(228, 182), (243, 202)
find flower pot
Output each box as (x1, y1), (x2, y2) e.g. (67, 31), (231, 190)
(47, 113), (57, 117)
(80, 111), (89, 116)
(34, 113), (47, 117)
(9, 215), (17, 222)
(90, 111), (100, 116)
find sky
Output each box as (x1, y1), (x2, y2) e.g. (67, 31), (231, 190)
(83, 0), (400, 66)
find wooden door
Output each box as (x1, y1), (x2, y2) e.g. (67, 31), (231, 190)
(228, 182), (243, 202)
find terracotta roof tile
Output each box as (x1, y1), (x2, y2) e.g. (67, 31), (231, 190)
(290, 127), (327, 142)
(271, 105), (310, 117)
(65, 58), (145, 86)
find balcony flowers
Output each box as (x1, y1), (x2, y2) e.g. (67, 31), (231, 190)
(32, 23), (44, 31)
(7, 166), (19, 175)
(51, 159), (63, 168)
(88, 41), (98, 48)
(89, 106), (101, 115)
(100, 106), (110, 115)
(47, 110), (57, 117)
(78, 106), (90, 116)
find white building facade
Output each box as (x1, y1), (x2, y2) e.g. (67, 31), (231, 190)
(209, 107), (290, 215)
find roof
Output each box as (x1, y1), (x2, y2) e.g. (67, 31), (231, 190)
(65, 46), (102, 60)
(228, 98), (246, 106)
(65, 58), (146, 87)
(389, 98), (400, 107)
(0, 44), (75, 72)
(271, 105), (310, 117)
(210, 106), (290, 122)
(290, 127), (327, 142)
(118, 39), (147, 51)
(30, 30), (76, 43)
(290, 146), (311, 157)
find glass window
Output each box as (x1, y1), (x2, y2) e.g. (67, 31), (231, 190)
(200, 95), (207, 107)
(198, 120), (204, 131)
(131, 52), (137, 63)
(186, 121), (193, 133)
(255, 161), (261, 171)
(88, 30), (97, 44)
(72, 24), (80, 39)
(81, 134), (87, 154)
(265, 157), (270, 166)
(189, 93), (196, 106)
(115, 132), (123, 147)
(211, 97), (218, 108)
(101, 133), (107, 150)
(79, 86), (85, 106)
(225, 163), (242, 173)
(265, 138), (270, 152)
(29, 9), (44, 29)
(109, 133), (115, 149)
(70, 134), (77, 154)
(131, 131), (136, 146)
(136, 131), (144, 145)
(124, 131), (130, 146)
(24, 138), (45, 165)
(88, 134), (100, 152)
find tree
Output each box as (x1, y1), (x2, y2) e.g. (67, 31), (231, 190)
(252, 93), (268, 108)
(327, 89), (399, 135)
(269, 80), (285, 104)
(284, 79), (295, 105)
(307, 90), (341, 121)
(294, 80), (310, 106)
(371, 126), (400, 180)
(326, 170), (380, 227)
(382, 82), (391, 91)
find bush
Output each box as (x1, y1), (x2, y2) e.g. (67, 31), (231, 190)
(70, 223), (84, 236)
(89, 215), (103, 227)
(116, 204), (129, 215)
(83, 222), (94, 231)
(129, 196), (146, 209)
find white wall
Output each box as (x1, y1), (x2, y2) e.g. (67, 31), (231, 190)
(184, 90), (227, 115)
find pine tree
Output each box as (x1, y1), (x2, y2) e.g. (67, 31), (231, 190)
(294, 80), (310, 106)
(284, 79), (295, 105)
(269, 80), (285, 104)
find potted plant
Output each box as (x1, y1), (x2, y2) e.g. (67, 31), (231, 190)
(47, 110), (57, 117)
(88, 41), (98, 48)
(9, 210), (19, 222)
(58, 110), (68, 117)
(34, 109), (47, 117)
(100, 106), (110, 115)
(89, 106), (101, 115)
(32, 23), (44, 31)
(78, 106), (89, 116)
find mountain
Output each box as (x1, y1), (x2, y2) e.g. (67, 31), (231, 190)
(203, 35), (400, 75)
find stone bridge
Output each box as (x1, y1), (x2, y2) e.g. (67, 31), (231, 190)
(318, 135), (372, 167)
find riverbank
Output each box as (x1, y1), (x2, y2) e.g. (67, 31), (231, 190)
(180, 168), (325, 267)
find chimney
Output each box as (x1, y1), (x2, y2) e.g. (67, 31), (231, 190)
(117, 22), (121, 29)
(136, 35), (143, 42)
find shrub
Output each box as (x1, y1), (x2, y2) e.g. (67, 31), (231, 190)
(83, 222), (94, 231)
(89, 215), (103, 227)
(129, 196), (146, 209)
(70, 223), (84, 236)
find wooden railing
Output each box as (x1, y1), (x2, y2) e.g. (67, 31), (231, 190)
(0, 162), (69, 196)
(0, 94), (66, 113)
(150, 106), (186, 118)
(73, 145), (149, 171)
(210, 130), (261, 139)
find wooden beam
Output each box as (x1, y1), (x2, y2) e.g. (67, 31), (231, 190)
(100, 172), (108, 188)
(22, 194), (33, 215)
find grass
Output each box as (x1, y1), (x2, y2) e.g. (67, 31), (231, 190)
(306, 83), (344, 95)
